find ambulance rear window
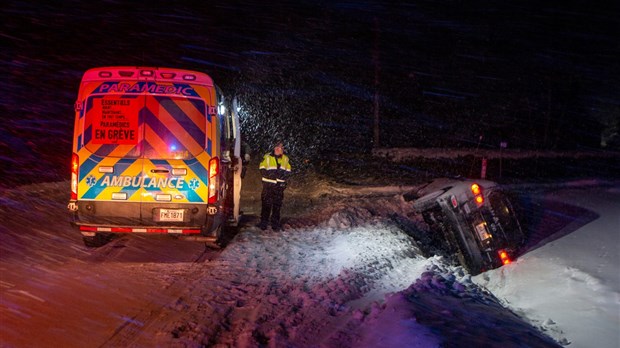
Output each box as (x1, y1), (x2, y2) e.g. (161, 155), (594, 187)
(143, 96), (207, 159)
(83, 95), (207, 159)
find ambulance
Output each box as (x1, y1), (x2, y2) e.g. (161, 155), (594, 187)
(67, 66), (243, 248)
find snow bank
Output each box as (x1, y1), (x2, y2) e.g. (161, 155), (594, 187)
(475, 184), (620, 348)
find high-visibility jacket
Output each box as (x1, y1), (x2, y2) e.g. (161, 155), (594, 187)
(259, 153), (291, 184)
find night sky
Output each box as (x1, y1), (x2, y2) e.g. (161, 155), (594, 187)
(1, 0), (619, 186)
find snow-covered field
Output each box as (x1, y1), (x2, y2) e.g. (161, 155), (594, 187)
(0, 173), (618, 347)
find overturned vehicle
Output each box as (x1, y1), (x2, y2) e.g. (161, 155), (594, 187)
(404, 178), (526, 275)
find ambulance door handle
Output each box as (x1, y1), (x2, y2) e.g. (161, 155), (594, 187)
(151, 169), (170, 174)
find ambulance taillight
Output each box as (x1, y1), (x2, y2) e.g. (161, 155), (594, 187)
(208, 157), (219, 204)
(71, 153), (79, 200)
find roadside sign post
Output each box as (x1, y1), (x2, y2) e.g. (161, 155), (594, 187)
(500, 141), (508, 178)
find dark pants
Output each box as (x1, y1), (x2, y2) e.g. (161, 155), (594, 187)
(260, 183), (284, 228)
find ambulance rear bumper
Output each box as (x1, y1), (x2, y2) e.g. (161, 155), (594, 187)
(70, 200), (221, 236)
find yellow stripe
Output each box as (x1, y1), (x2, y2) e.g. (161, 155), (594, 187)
(146, 98), (203, 156)
(176, 98), (207, 131)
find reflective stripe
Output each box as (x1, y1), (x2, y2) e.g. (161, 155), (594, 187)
(262, 178), (287, 183)
(79, 225), (200, 234)
(262, 178), (278, 183)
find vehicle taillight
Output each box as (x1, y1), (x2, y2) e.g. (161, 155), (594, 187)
(498, 250), (511, 265)
(208, 157), (219, 204)
(71, 153), (79, 200)
(471, 183), (484, 206)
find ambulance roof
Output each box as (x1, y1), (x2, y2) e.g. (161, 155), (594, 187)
(82, 66), (214, 86)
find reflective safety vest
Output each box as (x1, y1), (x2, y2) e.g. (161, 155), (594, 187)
(259, 153), (291, 184)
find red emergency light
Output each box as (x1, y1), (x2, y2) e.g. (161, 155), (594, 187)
(498, 250), (511, 265)
(160, 72), (176, 79)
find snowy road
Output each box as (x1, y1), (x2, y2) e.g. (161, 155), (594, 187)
(1, 178), (618, 347)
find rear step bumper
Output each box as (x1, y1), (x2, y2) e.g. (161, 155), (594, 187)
(79, 225), (201, 235)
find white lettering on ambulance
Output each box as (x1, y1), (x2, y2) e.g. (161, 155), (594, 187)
(146, 177), (157, 188)
(98, 175), (187, 189)
(168, 178), (176, 188)
(111, 176), (124, 186)
(99, 82), (195, 96)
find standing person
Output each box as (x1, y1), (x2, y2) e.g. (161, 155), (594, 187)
(258, 141), (291, 231)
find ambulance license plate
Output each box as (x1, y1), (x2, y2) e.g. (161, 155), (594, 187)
(159, 209), (184, 222)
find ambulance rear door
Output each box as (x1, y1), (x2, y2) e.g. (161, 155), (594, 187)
(77, 92), (146, 226)
(139, 93), (214, 226)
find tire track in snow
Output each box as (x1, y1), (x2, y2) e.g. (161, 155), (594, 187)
(98, 245), (221, 347)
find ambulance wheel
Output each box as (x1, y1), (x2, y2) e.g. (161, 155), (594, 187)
(82, 233), (111, 248)
(216, 224), (237, 248)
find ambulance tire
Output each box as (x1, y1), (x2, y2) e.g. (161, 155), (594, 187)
(201, 218), (222, 249)
(82, 233), (111, 248)
(216, 224), (237, 248)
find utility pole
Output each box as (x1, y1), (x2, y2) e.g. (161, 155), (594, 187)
(372, 16), (381, 148)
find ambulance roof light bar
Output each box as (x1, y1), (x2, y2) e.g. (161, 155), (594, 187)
(86, 67), (214, 86)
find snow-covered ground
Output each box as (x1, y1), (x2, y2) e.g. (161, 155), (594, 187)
(0, 171), (618, 347)
(474, 183), (620, 347)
